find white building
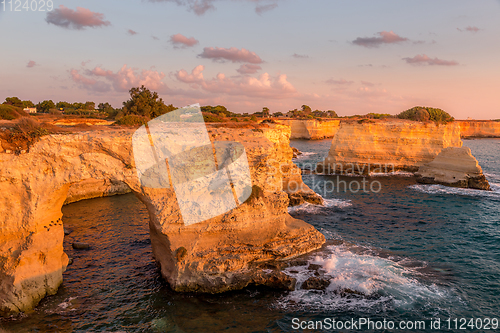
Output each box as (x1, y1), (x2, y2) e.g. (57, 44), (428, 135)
(23, 107), (37, 114)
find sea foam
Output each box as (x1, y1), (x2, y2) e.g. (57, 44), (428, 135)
(276, 244), (455, 313)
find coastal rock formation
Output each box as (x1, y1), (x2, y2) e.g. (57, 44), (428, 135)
(416, 147), (491, 190)
(278, 119), (340, 140)
(457, 120), (500, 138)
(316, 120), (463, 174)
(0, 124), (325, 316)
(64, 179), (131, 204)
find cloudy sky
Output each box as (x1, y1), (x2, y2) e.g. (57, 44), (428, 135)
(1, 0), (499, 118)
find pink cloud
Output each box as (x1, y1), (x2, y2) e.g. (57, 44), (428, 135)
(361, 81), (375, 87)
(127, 29), (138, 35)
(326, 78), (353, 85)
(236, 64), (262, 74)
(175, 65), (296, 99)
(175, 65), (205, 84)
(199, 47), (263, 64)
(170, 33), (199, 48)
(148, 0), (277, 16)
(27, 60), (36, 68)
(46, 5), (111, 30)
(70, 65), (166, 93)
(457, 26), (481, 33)
(403, 54), (459, 66)
(255, 3), (278, 14)
(352, 31), (408, 48)
(70, 69), (111, 92)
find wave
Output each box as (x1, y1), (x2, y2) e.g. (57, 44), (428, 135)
(275, 244), (457, 313)
(293, 151), (317, 160)
(485, 173), (500, 183)
(369, 171), (415, 177)
(409, 184), (500, 198)
(288, 198), (352, 214)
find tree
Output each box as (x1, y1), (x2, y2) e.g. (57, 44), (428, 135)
(56, 101), (72, 110)
(262, 107), (270, 117)
(3, 97), (23, 108)
(272, 112), (283, 117)
(84, 101), (95, 110)
(398, 106), (453, 122)
(98, 102), (118, 118)
(72, 102), (85, 110)
(22, 100), (35, 108)
(122, 85), (172, 119)
(326, 110), (338, 118)
(301, 105), (312, 115)
(36, 100), (55, 113)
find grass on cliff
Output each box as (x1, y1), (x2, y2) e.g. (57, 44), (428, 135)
(114, 115), (148, 126)
(0, 104), (28, 120)
(2, 117), (58, 151)
(398, 107), (454, 123)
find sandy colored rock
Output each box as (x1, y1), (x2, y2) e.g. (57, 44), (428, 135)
(457, 120), (500, 138)
(317, 120), (463, 174)
(416, 147), (490, 190)
(277, 119), (340, 140)
(0, 124), (325, 316)
(64, 178), (131, 204)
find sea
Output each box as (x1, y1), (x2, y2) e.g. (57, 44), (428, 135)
(1, 138), (499, 332)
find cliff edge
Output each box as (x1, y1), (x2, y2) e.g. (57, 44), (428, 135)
(316, 120), (463, 174)
(0, 124), (325, 316)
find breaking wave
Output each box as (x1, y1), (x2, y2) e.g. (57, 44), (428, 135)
(288, 198), (352, 215)
(275, 244), (458, 314)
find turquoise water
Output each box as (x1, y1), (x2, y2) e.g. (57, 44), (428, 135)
(1, 139), (499, 332)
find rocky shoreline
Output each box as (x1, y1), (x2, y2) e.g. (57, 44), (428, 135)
(0, 123), (325, 317)
(1, 118), (494, 317)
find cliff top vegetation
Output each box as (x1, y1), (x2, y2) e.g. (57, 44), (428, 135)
(397, 107), (454, 123)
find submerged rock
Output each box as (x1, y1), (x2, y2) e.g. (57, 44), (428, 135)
(416, 147), (491, 190)
(72, 242), (90, 250)
(301, 276), (330, 290)
(291, 147), (302, 159)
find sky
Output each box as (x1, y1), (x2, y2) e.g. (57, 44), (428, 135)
(1, 0), (499, 119)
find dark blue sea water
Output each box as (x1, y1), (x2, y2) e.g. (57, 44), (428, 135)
(1, 139), (499, 332)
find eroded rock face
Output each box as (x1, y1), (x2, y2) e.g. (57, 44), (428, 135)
(64, 179), (131, 204)
(457, 120), (500, 138)
(317, 121), (463, 174)
(0, 124), (325, 316)
(278, 120), (340, 140)
(416, 147), (491, 190)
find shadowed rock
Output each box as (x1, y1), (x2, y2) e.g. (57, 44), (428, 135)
(416, 147), (490, 190)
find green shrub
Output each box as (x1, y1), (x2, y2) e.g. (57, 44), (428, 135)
(7, 117), (51, 146)
(0, 104), (25, 120)
(115, 115), (148, 126)
(202, 113), (225, 123)
(366, 113), (393, 119)
(398, 106), (453, 122)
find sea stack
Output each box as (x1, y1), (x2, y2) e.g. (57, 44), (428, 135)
(316, 120), (462, 174)
(416, 147), (491, 190)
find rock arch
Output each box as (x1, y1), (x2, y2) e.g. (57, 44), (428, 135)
(0, 126), (325, 316)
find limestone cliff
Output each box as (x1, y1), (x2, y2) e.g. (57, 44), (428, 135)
(64, 179), (131, 204)
(416, 147), (490, 190)
(317, 120), (463, 174)
(0, 125), (324, 316)
(457, 120), (500, 138)
(278, 119), (340, 140)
